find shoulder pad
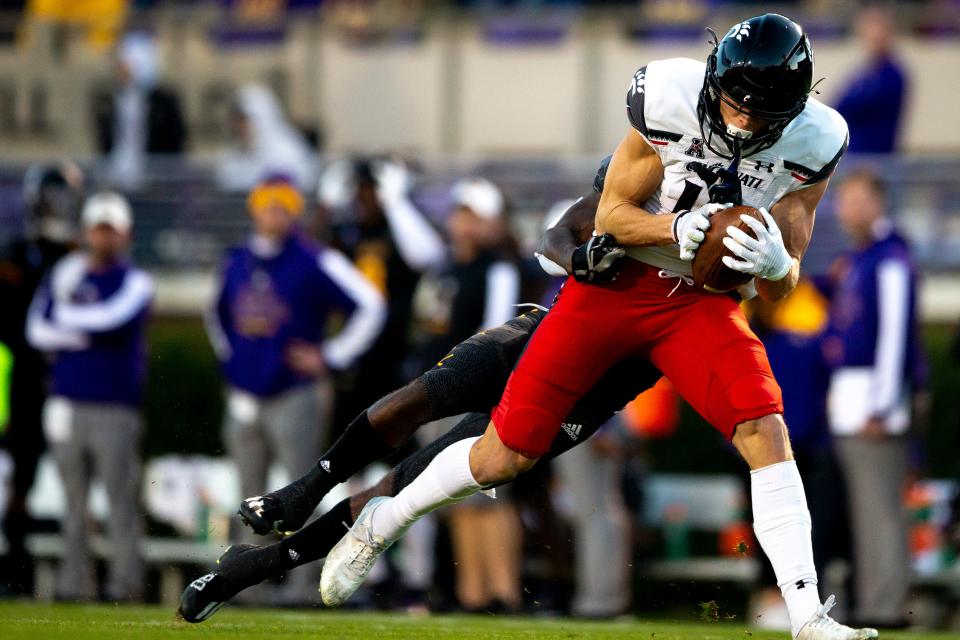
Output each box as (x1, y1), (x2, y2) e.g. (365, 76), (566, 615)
(626, 66), (650, 136)
(625, 59), (704, 143)
(782, 100), (849, 186)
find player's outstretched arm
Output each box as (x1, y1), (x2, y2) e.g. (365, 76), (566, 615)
(595, 129), (673, 247)
(536, 191), (599, 274)
(538, 185), (628, 285)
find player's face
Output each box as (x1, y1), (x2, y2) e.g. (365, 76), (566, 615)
(836, 178), (884, 242)
(718, 97), (770, 135)
(447, 207), (477, 245)
(85, 224), (129, 261)
(447, 207), (499, 254)
(252, 203), (296, 239)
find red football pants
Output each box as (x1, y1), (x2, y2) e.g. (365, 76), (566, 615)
(492, 260), (783, 458)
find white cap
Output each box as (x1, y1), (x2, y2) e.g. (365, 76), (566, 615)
(117, 31), (158, 89)
(450, 178), (504, 221)
(82, 192), (132, 233)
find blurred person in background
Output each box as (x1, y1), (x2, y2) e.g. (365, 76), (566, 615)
(835, 4), (909, 154)
(0, 162), (83, 596)
(413, 178), (518, 371)
(93, 32), (187, 190)
(216, 84), (316, 193)
(822, 168), (921, 629)
(26, 192), (152, 602)
(541, 197), (631, 619)
(317, 158), (445, 445)
(746, 281), (851, 630)
(950, 329), (960, 559)
(206, 175), (384, 603)
(412, 177), (522, 613)
(555, 412), (631, 619)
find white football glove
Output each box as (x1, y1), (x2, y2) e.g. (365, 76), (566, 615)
(373, 159), (414, 206)
(721, 208), (793, 281)
(673, 202), (732, 262)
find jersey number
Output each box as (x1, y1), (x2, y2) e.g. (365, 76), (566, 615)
(672, 180), (704, 213)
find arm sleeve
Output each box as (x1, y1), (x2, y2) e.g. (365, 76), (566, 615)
(52, 270), (154, 333)
(481, 261), (520, 331)
(204, 263), (234, 362)
(869, 258), (912, 416)
(26, 284), (89, 352)
(317, 249), (387, 370)
(381, 197), (447, 272)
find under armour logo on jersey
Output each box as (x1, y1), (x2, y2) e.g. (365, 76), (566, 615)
(754, 160), (775, 173)
(629, 69), (646, 96)
(729, 22), (751, 41)
(685, 137), (705, 159)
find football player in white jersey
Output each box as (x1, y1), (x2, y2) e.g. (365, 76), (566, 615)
(319, 14), (877, 639)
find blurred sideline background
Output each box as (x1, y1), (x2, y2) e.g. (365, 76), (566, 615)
(0, 0), (958, 631)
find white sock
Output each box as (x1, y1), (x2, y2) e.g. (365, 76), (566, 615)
(751, 460), (821, 637)
(370, 436), (482, 540)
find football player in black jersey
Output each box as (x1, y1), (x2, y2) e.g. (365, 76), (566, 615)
(178, 162), (646, 622)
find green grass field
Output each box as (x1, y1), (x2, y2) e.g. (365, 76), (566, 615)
(1, 602), (959, 640)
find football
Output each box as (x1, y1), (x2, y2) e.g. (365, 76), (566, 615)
(691, 205), (765, 293)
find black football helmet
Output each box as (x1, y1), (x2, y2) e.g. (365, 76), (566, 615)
(698, 13), (814, 158)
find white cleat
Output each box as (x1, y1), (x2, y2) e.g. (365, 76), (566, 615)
(319, 496), (398, 607)
(796, 595), (879, 640)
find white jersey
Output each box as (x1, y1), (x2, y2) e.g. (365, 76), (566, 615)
(623, 57), (848, 275)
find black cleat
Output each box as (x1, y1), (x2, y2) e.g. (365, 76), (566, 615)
(238, 495), (288, 536)
(238, 466), (328, 535)
(177, 544), (283, 623)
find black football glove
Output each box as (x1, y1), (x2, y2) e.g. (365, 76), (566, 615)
(572, 233), (626, 283)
